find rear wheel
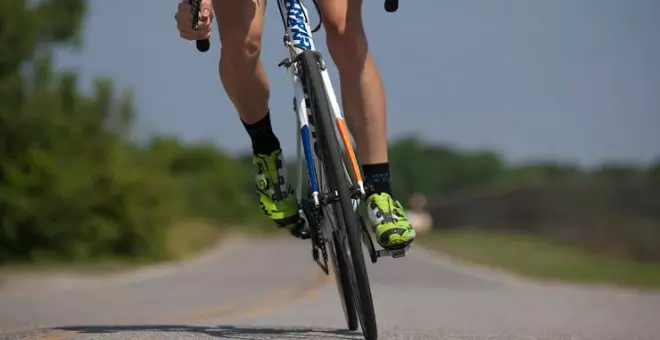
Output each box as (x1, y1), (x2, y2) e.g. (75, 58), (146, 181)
(301, 50), (378, 340)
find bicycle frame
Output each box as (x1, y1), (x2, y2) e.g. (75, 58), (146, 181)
(276, 0), (365, 212)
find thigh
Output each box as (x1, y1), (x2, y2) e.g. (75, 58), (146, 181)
(211, 0), (266, 46)
(316, 0), (364, 36)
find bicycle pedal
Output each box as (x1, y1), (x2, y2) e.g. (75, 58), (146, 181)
(288, 221), (310, 240)
(376, 245), (411, 259)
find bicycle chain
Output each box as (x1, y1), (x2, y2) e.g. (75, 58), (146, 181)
(310, 208), (329, 274)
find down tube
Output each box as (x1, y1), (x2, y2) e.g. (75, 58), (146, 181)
(293, 73), (320, 205)
(319, 69), (364, 195)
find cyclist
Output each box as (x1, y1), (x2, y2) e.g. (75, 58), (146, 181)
(174, 0), (415, 250)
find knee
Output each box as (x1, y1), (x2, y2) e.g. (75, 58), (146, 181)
(219, 29), (262, 64)
(324, 19), (368, 70)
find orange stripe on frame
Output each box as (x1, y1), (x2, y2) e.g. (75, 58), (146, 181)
(335, 118), (363, 183)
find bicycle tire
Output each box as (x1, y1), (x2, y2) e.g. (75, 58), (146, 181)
(316, 150), (358, 331)
(300, 50), (378, 340)
(329, 231), (359, 330)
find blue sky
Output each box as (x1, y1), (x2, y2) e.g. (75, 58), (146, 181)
(54, 0), (660, 166)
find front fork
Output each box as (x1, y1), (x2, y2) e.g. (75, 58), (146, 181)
(283, 54), (409, 274)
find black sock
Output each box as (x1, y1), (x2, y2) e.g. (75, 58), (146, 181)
(242, 111), (281, 155)
(362, 162), (392, 195)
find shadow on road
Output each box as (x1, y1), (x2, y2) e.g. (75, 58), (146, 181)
(57, 324), (362, 339)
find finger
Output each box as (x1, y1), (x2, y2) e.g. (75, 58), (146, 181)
(194, 27), (212, 40)
(180, 29), (211, 41)
(175, 15), (191, 28)
(179, 27), (194, 37)
(180, 26), (211, 40)
(179, 26), (205, 41)
(180, 31), (196, 41)
(196, 16), (213, 32)
(200, 6), (213, 21)
(200, 1), (213, 20)
(190, 12), (211, 36)
(175, 9), (192, 27)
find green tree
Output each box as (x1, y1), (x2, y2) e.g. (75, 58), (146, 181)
(388, 136), (504, 203)
(0, 0), (258, 263)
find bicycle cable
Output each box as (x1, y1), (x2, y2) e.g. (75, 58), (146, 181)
(310, 0), (322, 33)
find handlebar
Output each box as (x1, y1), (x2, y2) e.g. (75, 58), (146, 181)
(189, 0), (399, 53)
(189, 0), (210, 52)
(384, 0), (399, 12)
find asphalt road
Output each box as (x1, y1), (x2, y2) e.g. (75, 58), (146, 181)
(1, 235), (659, 340)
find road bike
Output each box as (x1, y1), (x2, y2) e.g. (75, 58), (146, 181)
(189, 1), (409, 339)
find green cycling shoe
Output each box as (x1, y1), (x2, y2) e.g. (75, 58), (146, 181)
(365, 192), (416, 249)
(253, 149), (308, 238)
(253, 149), (413, 246)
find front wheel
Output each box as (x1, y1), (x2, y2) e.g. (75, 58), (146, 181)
(300, 50), (378, 340)
(329, 233), (359, 330)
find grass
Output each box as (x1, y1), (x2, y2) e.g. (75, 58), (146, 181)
(162, 219), (283, 260)
(418, 229), (660, 290)
(0, 220), (221, 277)
(163, 219), (226, 260)
(0, 220), (282, 279)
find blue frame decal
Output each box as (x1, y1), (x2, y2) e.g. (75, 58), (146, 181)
(282, 0), (318, 195)
(284, 0), (312, 50)
(301, 125), (319, 193)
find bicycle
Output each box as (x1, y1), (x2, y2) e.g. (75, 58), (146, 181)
(188, 1), (410, 339)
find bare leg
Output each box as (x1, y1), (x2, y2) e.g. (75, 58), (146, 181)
(318, 0), (416, 248)
(317, 0), (388, 165)
(212, 0), (269, 124)
(211, 0), (302, 235)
